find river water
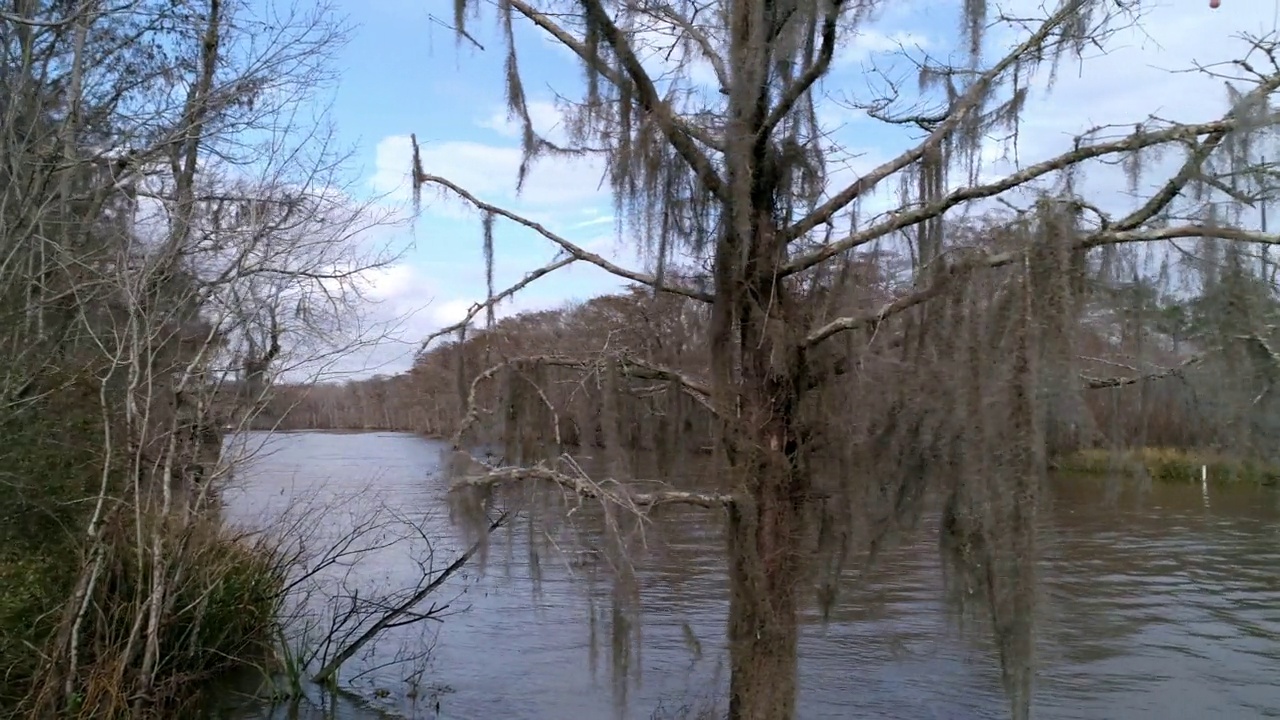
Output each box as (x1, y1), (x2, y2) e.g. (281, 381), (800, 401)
(215, 431), (1280, 720)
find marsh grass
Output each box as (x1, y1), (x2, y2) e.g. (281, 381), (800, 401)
(1057, 447), (1280, 486)
(2, 518), (287, 719)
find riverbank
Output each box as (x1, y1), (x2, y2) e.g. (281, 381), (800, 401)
(1054, 447), (1280, 486)
(0, 520), (287, 718)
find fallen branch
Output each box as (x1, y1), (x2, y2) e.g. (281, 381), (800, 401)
(309, 512), (509, 686)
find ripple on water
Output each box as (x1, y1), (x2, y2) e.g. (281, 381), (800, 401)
(221, 433), (1280, 720)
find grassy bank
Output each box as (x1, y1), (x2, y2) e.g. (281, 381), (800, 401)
(0, 522), (287, 719)
(1055, 447), (1280, 486)
(0, 380), (292, 718)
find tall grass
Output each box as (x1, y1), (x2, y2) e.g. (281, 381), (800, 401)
(2, 518), (288, 719)
(1056, 446), (1280, 485)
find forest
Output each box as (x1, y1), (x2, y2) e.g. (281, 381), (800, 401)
(2, 0), (1279, 719)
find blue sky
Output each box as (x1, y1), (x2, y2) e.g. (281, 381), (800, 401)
(302, 0), (1275, 377)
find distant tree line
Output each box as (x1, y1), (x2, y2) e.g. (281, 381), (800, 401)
(273, 214), (1280, 467)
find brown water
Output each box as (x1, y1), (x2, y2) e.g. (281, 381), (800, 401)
(215, 431), (1280, 720)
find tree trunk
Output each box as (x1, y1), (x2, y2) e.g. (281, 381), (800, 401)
(727, 482), (804, 720)
(725, 213), (808, 720)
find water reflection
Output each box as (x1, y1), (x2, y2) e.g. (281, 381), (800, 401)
(218, 432), (1280, 719)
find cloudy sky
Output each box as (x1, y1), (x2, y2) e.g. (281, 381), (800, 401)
(308, 0), (1277, 377)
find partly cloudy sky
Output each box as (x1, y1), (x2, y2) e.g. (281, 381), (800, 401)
(305, 0), (1277, 377)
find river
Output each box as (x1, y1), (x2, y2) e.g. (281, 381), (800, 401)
(213, 430), (1280, 720)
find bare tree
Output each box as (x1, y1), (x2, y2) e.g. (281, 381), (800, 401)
(0, 0), (426, 715)
(406, 2), (1280, 719)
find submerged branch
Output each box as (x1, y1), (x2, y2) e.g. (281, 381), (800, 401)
(310, 512), (509, 686)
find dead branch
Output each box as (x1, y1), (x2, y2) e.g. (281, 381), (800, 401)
(411, 160), (713, 304)
(309, 512), (508, 686)
(451, 456), (736, 510)
(420, 254), (577, 352)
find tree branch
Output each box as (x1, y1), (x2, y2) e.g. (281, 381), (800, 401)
(451, 353), (715, 447)
(420, 254), (577, 352)
(1080, 354), (1203, 389)
(1081, 224), (1280, 250)
(653, 3), (729, 94)
(1112, 132), (1227, 231)
(757, 0), (843, 142)
(803, 258), (980, 347)
(782, 100), (1280, 279)
(510, 0), (727, 172)
(781, 0), (1089, 243)
(452, 458), (736, 509)
(411, 165), (713, 303)
(804, 222), (1280, 349)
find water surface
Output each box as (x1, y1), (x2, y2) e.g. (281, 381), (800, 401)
(218, 431), (1280, 719)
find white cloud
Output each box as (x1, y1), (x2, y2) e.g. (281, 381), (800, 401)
(428, 298), (476, 327)
(360, 262), (420, 304)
